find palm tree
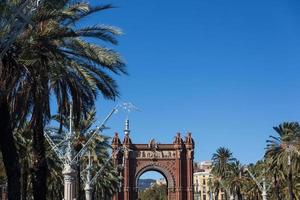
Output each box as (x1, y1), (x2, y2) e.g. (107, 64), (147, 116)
(212, 147), (236, 178)
(265, 122), (300, 200)
(0, 79), (21, 200)
(211, 146), (236, 195)
(13, 121), (65, 200)
(1, 1), (126, 199)
(264, 159), (282, 200)
(226, 161), (247, 200)
(0, 1), (34, 197)
(208, 177), (221, 200)
(211, 147), (236, 200)
(242, 177), (261, 200)
(13, 122), (32, 200)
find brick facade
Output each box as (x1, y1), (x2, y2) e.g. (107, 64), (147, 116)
(112, 131), (194, 200)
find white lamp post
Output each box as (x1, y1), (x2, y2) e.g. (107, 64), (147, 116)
(245, 167), (268, 200)
(44, 103), (119, 200)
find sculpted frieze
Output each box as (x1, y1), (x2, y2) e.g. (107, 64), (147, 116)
(136, 150), (176, 159)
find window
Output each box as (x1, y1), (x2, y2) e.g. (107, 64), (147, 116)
(203, 194), (206, 200)
(203, 178), (206, 185)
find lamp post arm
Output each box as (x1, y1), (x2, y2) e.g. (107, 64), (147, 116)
(72, 106), (118, 162)
(246, 169), (264, 192)
(44, 131), (66, 164)
(88, 146), (124, 185)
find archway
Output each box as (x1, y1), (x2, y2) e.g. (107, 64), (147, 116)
(137, 171), (168, 200)
(111, 120), (195, 200)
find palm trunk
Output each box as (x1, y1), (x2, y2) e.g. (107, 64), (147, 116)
(287, 162), (294, 200)
(31, 106), (47, 200)
(237, 188), (242, 200)
(274, 173), (281, 200)
(215, 189), (219, 200)
(0, 97), (21, 200)
(21, 159), (28, 200)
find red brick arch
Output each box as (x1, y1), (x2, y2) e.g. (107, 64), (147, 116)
(135, 162), (176, 189)
(112, 130), (194, 200)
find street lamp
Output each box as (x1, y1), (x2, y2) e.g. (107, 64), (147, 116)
(44, 103), (119, 200)
(244, 167), (269, 200)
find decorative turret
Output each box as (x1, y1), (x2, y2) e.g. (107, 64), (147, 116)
(184, 132), (194, 200)
(123, 119), (132, 146)
(112, 132), (121, 149)
(173, 132), (184, 149)
(173, 132), (183, 144)
(184, 132), (194, 149)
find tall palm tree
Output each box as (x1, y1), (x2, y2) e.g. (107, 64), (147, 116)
(0, 0), (38, 197)
(13, 121), (65, 200)
(265, 159), (282, 200)
(211, 147), (236, 199)
(0, 1), (126, 199)
(265, 122), (300, 200)
(0, 2), (22, 191)
(13, 122), (32, 200)
(212, 147), (236, 178)
(208, 177), (221, 200)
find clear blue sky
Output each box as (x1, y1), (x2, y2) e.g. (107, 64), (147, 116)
(81, 0), (300, 167)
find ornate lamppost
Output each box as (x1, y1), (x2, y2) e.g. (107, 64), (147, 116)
(44, 103), (119, 200)
(245, 167), (269, 200)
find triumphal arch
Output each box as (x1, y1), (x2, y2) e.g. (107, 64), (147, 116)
(111, 120), (195, 200)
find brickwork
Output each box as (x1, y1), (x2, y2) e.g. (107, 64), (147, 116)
(112, 132), (195, 200)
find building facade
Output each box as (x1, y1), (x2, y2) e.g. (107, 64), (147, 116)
(193, 161), (224, 200)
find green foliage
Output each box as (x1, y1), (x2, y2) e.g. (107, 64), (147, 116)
(139, 184), (168, 200)
(0, 0), (126, 198)
(210, 122), (300, 200)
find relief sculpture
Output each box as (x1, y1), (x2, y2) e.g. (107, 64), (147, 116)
(137, 150), (176, 159)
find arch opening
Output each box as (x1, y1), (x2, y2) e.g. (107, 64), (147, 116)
(136, 171), (168, 200)
(135, 164), (175, 189)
